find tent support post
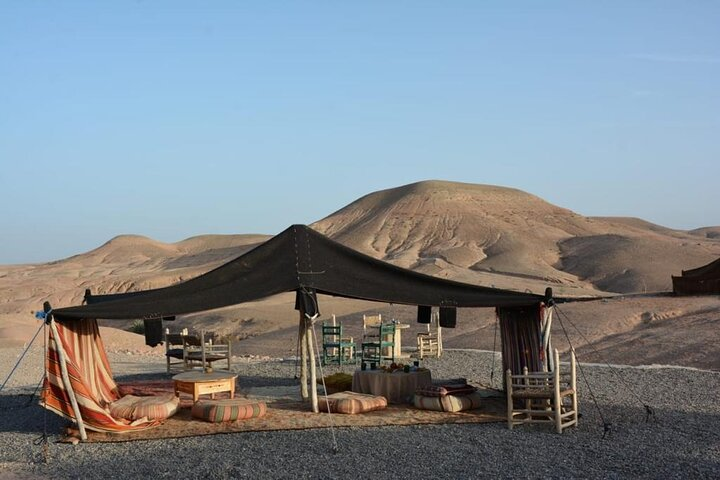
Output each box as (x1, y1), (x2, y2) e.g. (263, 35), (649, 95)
(299, 312), (308, 400)
(48, 319), (87, 442)
(307, 317), (319, 413)
(542, 306), (554, 372)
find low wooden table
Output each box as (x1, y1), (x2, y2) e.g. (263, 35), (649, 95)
(172, 371), (237, 403)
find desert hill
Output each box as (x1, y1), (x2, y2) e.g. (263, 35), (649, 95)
(1, 180), (719, 369)
(0, 233), (269, 346)
(690, 226), (720, 239)
(312, 180), (720, 295)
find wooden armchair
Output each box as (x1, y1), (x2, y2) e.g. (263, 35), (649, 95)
(417, 312), (443, 359)
(505, 349), (578, 433)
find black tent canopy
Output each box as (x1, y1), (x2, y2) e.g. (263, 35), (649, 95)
(53, 225), (544, 321)
(672, 257), (720, 295)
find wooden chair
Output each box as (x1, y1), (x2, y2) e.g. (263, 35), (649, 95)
(505, 349), (578, 433)
(417, 312), (443, 359)
(362, 314), (382, 341)
(321, 322), (356, 365)
(361, 322), (396, 365)
(164, 331), (187, 373)
(183, 331), (232, 372)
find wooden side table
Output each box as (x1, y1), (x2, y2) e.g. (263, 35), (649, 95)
(172, 371), (237, 403)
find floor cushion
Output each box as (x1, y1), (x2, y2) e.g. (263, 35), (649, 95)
(415, 383), (477, 397)
(109, 393), (180, 421)
(191, 398), (267, 422)
(318, 391), (387, 414)
(413, 391), (483, 412)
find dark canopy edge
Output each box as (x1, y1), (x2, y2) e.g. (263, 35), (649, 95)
(51, 224), (577, 321)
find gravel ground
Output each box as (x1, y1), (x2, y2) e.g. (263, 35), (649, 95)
(1, 345), (718, 479)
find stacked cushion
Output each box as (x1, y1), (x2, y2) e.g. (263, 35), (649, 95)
(109, 393), (179, 421)
(318, 391), (387, 414)
(191, 398), (267, 423)
(413, 391), (483, 412)
(415, 383), (477, 398)
(413, 381), (482, 413)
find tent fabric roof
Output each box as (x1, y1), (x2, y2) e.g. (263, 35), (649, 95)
(672, 257), (720, 295)
(679, 257), (720, 279)
(53, 225), (544, 321)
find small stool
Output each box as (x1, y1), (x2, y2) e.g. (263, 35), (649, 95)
(318, 391), (387, 414)
(191, 398), (267, 423)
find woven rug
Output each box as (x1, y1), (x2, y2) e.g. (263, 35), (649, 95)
(62, 380), (505, 443)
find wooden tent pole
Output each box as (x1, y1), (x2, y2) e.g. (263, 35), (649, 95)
(49, 319), (87, 442)
(299, 311), (308, 400)
(542, 306), (554, 372)
(307, 317), (319, 413)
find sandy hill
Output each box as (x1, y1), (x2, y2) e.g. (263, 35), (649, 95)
(690, 226), (720, 239)
(312, 180), (720, 295)
(0, 233), (269, 346)
(1, 180), (719, 369)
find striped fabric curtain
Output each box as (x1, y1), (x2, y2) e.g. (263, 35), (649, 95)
(497, 303), (551, 381)
(42, 318), (162, 433)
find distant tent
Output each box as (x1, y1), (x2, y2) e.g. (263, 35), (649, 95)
(672, 258), (720, 295)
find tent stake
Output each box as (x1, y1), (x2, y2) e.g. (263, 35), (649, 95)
(48, 319), (87, 442)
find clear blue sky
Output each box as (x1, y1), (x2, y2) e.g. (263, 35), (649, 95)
(1, 1), (718, 264)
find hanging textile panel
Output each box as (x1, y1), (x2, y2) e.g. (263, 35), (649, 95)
(497, 304), (548, 379)
(42, 318), (162, 433)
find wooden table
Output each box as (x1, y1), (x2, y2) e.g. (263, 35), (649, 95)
(352, 369), (432, 404)
(172, 371), (237, 403)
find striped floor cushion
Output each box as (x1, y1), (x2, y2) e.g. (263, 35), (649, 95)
(413, 391), (483, 412)
(191, 398), (267, 423)
(109, 393), (180, 421)
(318, 391), (387, 414)
(416, 383), (477, 397)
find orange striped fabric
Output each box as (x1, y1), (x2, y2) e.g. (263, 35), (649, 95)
(109, 394), (179, 421)
(318, 391), (388, 414)
(191, 399), (267, 423)
(42, 318), (163, 433)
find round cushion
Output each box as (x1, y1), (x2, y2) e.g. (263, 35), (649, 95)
(413, 391), (483, 412)
(109, 393), (179, 421)
(318, 391), (387, 414)
(191, 398), (266, 423)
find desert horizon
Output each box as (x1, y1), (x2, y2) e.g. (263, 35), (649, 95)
(1, 180), (718, 371)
